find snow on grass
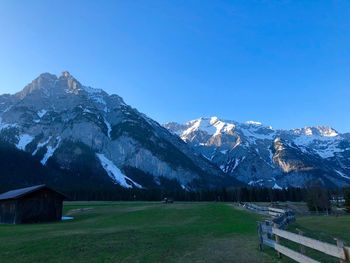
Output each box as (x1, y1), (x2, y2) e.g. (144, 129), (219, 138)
(16, 134), (34, 151)
(96, 153), (142, 188)
(41, 137), (61, 165)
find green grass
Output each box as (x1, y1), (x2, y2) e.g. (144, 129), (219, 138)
(0, 202), (277, 263)
(265, 214), (350, 263)
(290, 215), (350, 244)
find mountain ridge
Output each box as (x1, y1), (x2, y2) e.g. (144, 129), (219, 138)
(0, 72), (240, 192)
(164, 116), (350, 188)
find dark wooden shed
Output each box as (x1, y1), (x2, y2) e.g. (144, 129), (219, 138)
(0, 185), (66, 224)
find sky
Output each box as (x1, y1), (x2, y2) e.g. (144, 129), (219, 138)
(0, 1), (349, 132)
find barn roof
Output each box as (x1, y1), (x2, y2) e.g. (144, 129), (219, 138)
(0, 185), (66, 201)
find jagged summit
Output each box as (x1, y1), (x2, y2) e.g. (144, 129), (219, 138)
(0, 72), (349, 190)
(61, 71), (72, 78)
(165, 117), (350, 188)
(14, 72), (110, 102)
(0, 73), (237, 192)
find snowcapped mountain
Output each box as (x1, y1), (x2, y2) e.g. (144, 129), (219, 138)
(165, 117), (350, 188)
(0, 72), (239, 192)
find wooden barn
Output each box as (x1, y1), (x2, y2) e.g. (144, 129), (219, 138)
(0, 185), (66, 224)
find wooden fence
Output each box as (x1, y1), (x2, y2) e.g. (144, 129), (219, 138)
(249, 203), (350, 263)
(258, 220), (350, 262)
(243, 203), (295, 229)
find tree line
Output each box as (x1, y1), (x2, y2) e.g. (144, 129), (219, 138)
(61, 186), (350, 214)
(61, 186), (346, 203)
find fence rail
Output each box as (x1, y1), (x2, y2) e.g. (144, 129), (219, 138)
(250, 203), (350, 263)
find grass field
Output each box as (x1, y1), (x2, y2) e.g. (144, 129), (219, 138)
(290, 215), (350, 244)
(282, 214), (350, 262)
(0, 202), (279, 263)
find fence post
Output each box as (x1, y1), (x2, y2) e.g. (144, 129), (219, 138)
(257, 222), (263, 251)
(335, 238), (345, 263)
(274, 223), (282, 259)
(297, 229), (305, 255)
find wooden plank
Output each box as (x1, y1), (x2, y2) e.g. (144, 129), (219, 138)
(268, 207), (286, 214)
(262, 238), (320, 263)
(268, 211), (283, 217)
(272, 227), (347, 260)
(275, 243), (321, 263)
(274, 223), (282, 259)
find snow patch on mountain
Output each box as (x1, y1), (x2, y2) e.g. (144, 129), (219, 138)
(37, 109), (47, 118)
(0, 118), (18, 131)
(248, 179), (264, 186)
(103, 117), (112, 139)
(32, 137), (52, 156)
(245, 121), (262, 126)
(240, 126), (275, 143)
(3, 106), (13, 113)
(82, 86), (103, 95)
(84, 88), (108, 112)
(293, 135), (343, 159)
(272, 183), (283, 190)
(293, 126), (338, 137)
(182, 118), (216, 138)
(181, 117), (236, 140)
(165, 116), (350, 188)
(41, 137), (61, 165)
(96, 154), (142, 188)
(232, 158), (240, 170)
(16, 134), (34, 151)
(336, 170), (350, 180)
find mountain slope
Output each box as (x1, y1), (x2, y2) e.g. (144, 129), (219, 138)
(165, 117), (350, 188)
(0, 72), (240, 192)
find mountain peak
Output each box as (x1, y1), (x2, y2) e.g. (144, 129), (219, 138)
(38, 72), (57, 80)
(61, 71), (72, 78)
(15, 71), (85, 99)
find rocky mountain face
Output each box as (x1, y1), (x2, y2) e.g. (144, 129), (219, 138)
(165, 117), (350, 188)
(0, 72), (239, 192)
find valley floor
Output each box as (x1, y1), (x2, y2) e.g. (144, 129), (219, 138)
(0, 201), (276, 263)
(0, 202), (349, 263)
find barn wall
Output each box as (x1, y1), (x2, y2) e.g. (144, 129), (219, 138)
(16, 189), (64, 223)
(0, 200), (17, 224)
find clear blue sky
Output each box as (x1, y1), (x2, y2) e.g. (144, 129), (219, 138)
(0, 1), (349, 132)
